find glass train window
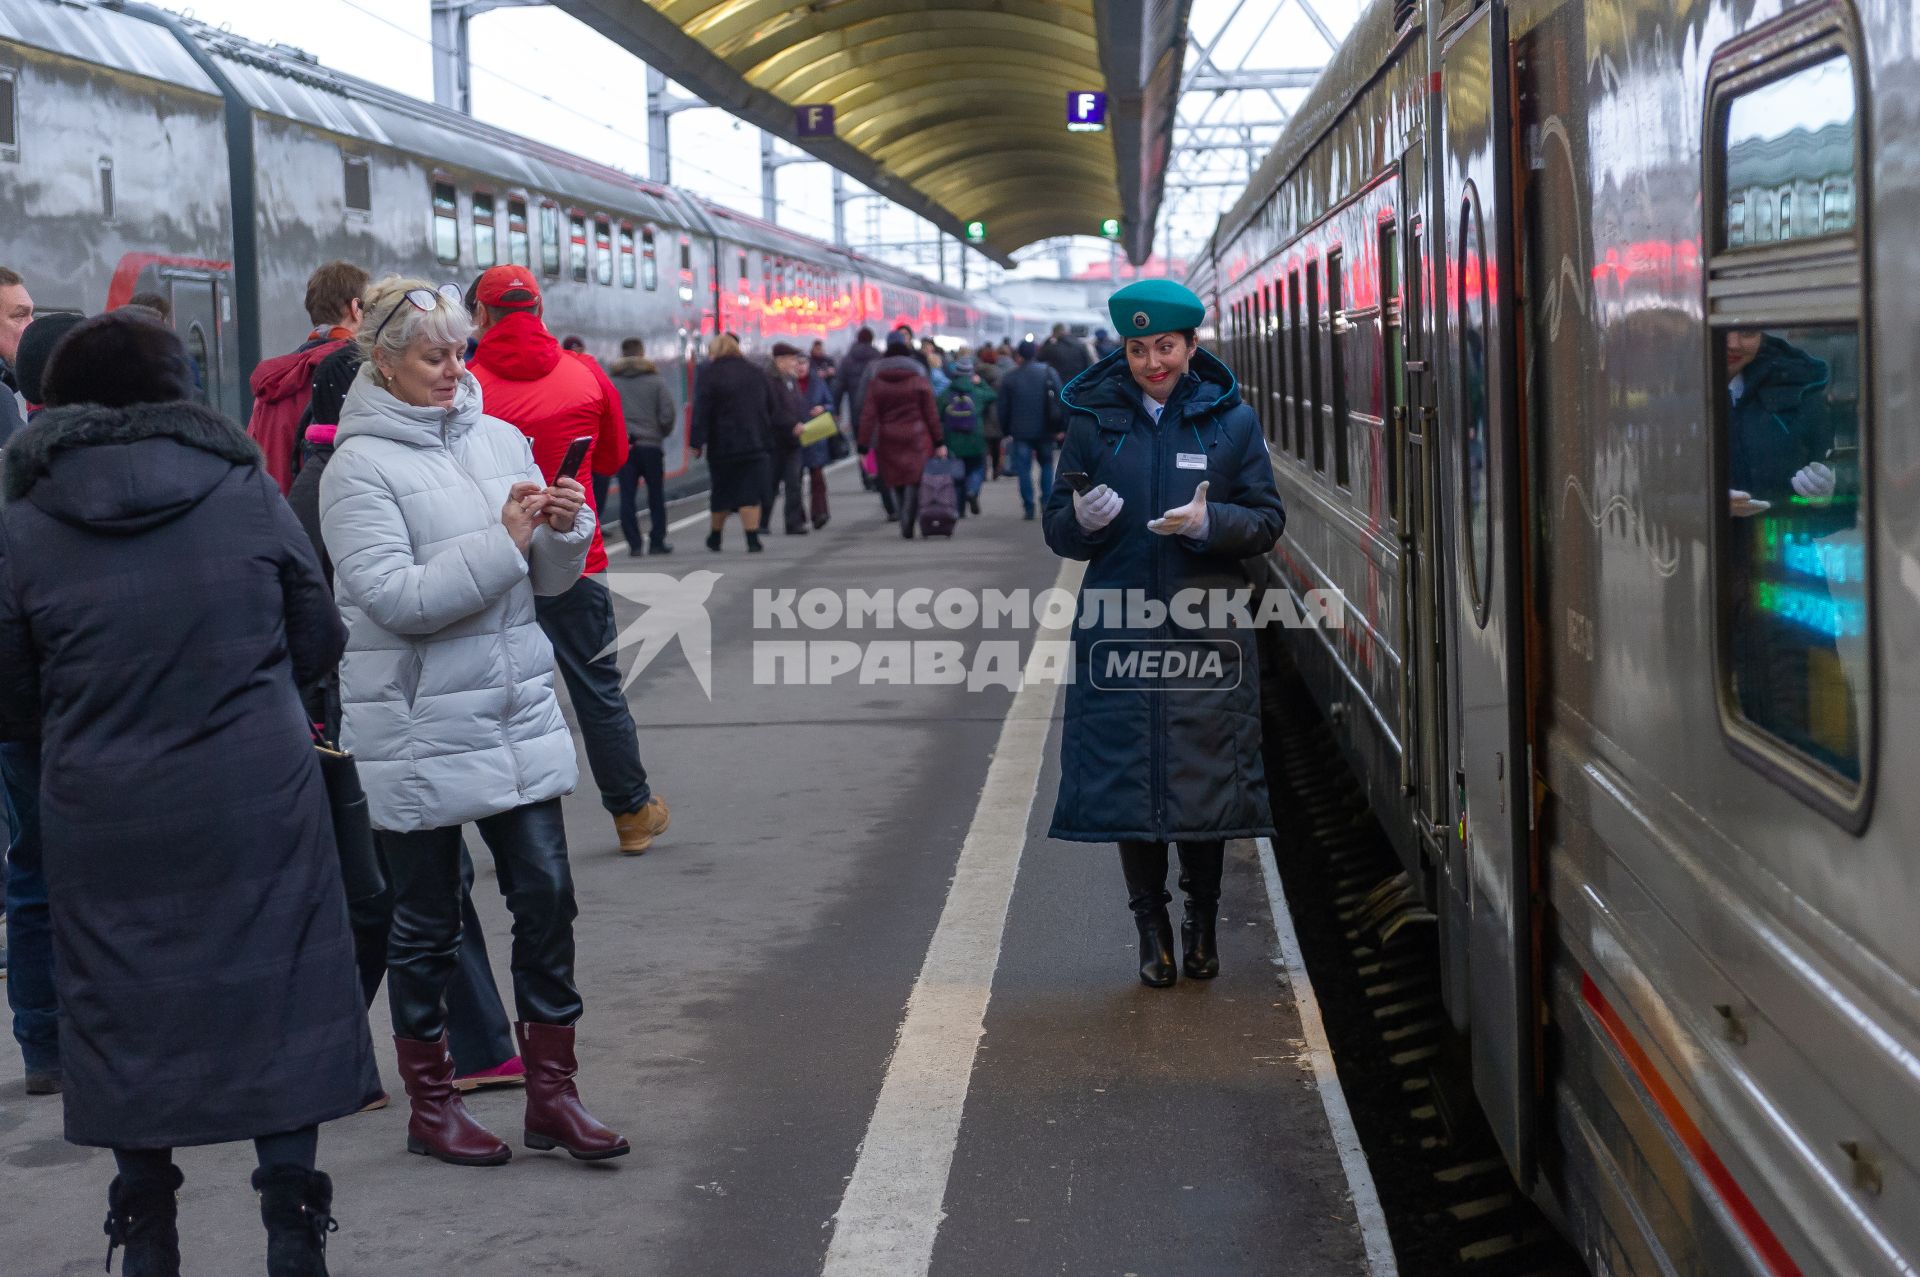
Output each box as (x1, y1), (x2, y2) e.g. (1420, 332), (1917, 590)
(0, 69), (16, 160)
(98, 157), (113, 220)
(738, 251), (749, 285)
(680, 241), (692, 272)
(540, 203), (561, 276)
(1328, 248), (1350, 488)
(642, 229), (658, 291)
(1722, 53), (1855, 249)
(618, 225), (636, 288)
(1288, 268), (1307, 460)
(432, 181), (459, 264)
(1709, 30), (1868, 805)
(472, 193), (496, 270)
(1458, 190), (1491, 624)
(594, 218), (613, 286)
(567, 214), (587, 283)
(343, 155), (371, 213)
(507, 198), (530, 267)
(184, 323), (210, 406)
(1306, 259), (1324, 472)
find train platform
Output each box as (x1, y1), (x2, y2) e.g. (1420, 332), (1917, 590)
(0, 464), (1381, 1276)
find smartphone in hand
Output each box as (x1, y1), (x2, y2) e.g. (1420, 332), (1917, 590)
(557, 434), (594, 482)
(1060, 470), (1093, 495)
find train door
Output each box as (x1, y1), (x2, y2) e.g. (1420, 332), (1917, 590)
(167, 274), (228, 416)
(1434, 2), (1534, 1183)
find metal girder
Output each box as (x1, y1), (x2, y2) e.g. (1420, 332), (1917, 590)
(1095, 0), (1194, 265)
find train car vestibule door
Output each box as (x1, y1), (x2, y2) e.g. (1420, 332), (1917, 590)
(166, 275), (225, 415)
(1436, 1), (1535, 1186)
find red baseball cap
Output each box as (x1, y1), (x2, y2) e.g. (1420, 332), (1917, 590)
(476, 264), (541, 310)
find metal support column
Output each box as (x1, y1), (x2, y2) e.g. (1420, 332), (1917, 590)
(760, 131), (779, 223)
(831, 170), (849, 249)
(430, 0), (547, 115)
(646, 66), (672, 185)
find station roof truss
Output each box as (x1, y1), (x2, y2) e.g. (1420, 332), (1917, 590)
(552, 0), (1198, 264)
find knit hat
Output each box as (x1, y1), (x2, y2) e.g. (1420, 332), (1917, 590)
(14, 312), (87, 405)
(41, 310), (197, 409)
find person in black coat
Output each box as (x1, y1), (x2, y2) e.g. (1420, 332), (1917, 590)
(0, 311), (372, 1276)
(689, 332), (779, 552)
(1043, 281), (1286, 988)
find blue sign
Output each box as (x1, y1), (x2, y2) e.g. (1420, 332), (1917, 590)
(1067, 91), (1107, 131)
(795, 104), (836, 138)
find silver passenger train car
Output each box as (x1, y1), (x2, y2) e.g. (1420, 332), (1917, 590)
(1192, 0), (1915, 1270)
(0, 0), (1080, 493)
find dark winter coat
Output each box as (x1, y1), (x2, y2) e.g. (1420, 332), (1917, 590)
(1728, 335), (1833, 505)
(0, 401), (373, 1148)
(691, 353), (779, 462)
(997, 359), (1064, 442)
(839, 339), (882, 423)
(610, 355), (678, 449)
(1042, 348), (1286, 843)
(1040, 335), (1092, 385)
(857, 356), (943, 488)
(0, 359), (24, 447)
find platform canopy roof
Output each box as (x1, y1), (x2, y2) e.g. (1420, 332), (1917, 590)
(551, 0), (1187, 264)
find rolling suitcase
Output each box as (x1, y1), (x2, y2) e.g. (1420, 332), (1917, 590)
(917, 456), (963, 538)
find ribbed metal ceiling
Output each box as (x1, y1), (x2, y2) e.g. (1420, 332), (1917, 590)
(554, 0), (1168, 261)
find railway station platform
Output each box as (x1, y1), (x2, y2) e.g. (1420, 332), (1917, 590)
(0, 464), (1378, 1276)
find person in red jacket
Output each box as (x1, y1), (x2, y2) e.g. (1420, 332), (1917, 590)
(246, 260), (367, 492)
(467, 265), (671, 855)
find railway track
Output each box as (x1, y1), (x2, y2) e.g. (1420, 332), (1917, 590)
(1261, 668), (1584, 1277)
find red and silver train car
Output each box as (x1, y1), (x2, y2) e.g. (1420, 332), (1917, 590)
(1193, 0), (1915, 1271)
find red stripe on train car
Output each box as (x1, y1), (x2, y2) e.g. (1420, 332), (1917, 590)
(1580, 974), (1803, 1277)
(106, 253), (233, 311)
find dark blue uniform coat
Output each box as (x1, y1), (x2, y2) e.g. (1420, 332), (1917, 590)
(1042, 348), (1285, 843)
(0, 401), (372, 1148)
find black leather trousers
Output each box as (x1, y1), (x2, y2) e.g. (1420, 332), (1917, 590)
(1118, 840), (1225, 916)
(379, 798), (583, 1041)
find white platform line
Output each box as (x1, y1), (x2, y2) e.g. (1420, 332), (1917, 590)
(821, 560), (1082, 1277)
(1254, 835), (1399, 1276)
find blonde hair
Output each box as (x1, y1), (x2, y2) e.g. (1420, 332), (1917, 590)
(358, 276), (471, 368)
(708, 333), (742, 360)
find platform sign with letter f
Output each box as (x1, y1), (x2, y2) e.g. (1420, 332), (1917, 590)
(1067, 91), (1107, 132)
(796, 104), (836, 138)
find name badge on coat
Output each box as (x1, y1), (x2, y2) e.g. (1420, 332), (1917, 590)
(1176, 452), (1207, 470)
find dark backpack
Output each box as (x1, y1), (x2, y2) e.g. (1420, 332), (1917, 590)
(941, 390), (979, 434)
(918, 456), (963, 538)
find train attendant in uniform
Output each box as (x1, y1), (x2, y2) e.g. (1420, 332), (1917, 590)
(1042, 280), (1286, 988)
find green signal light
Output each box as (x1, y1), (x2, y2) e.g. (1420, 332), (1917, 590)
(1100, 218), (1121, 240)
(965, 220), (987, 243)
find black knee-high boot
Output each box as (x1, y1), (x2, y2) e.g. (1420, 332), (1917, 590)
(1177, 841), (1226, 979)
(1119, 842), (1176, 988)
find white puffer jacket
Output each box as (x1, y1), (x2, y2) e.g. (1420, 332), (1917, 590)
(319, 371), (593, 833)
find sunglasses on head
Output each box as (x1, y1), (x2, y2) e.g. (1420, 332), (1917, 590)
(369, 283), (465, 349)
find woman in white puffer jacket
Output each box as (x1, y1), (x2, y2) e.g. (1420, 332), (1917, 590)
(319, 277), (628, 1168)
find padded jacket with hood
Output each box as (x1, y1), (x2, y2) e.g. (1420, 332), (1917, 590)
(319, 371), (593, 834)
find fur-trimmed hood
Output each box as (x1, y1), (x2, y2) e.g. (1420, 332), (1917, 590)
(610, 356), (658, 378)
(4, 400), (262, 532)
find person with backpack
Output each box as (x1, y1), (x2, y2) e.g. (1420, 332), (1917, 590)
(856, 338), (946, 538)
(1042, 280), (1286, 989)
(938, 358), (995, 517)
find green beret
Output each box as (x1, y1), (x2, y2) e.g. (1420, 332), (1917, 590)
(1109, 279), (1205, 338)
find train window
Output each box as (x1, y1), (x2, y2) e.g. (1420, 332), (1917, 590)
(432, 180), (459, 265)
(508, 198), (530, 267)
(1306, 259), (1324, 472)
(1288, 268), (1307, 460)
(472, 192), (496, 270)
(680, 241), (692, 272)
(1458, 191), (1492, 623)
(641, 228), (658, 290)
(1380, 221), (1404, 518)
(594, 217), (614, 286)
(184, 323), (211, 406)
(1708, 29), (1869, 804)
(619, 225), (636, 288)
(343, 155), (371, 214)
(568, 214), (588, 283)
(540, 203), (561, 276)
(98, 157), (113, 220)
(0, 68), (15, 160)
(1327, 248), (1350, 488)
(738, 251), (749, 286)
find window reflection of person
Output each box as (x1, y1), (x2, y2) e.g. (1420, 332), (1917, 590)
(1721, 328), (1855, 775)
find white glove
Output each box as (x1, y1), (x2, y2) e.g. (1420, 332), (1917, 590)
(1790, 462), (1836, 504)
(1728, 489), (1771, 519)
(1147, 480), (1210, 539)
(1073, 483), (1123, 532)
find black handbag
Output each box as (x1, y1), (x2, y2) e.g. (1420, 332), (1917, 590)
(315, 737), (385, 907)
(827, 429), (852, 462)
